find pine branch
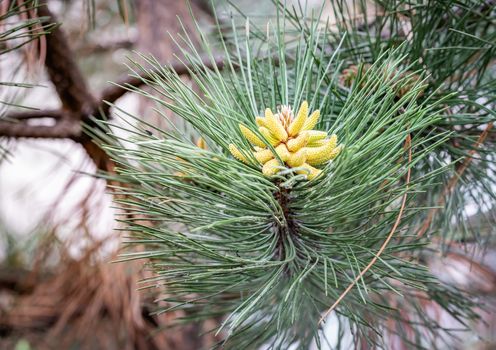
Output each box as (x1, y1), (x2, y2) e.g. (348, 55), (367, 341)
(97, 19), (463, 345)
(4, 1), (493, 348)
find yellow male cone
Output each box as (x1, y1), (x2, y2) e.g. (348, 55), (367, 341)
(287, 101), (308, 136)
(229, 102), (342, 180)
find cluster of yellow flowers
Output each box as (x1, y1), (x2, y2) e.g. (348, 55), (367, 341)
(228, 101), (342, 180)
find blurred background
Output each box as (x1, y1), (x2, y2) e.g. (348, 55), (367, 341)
(0, 1), (495, 349)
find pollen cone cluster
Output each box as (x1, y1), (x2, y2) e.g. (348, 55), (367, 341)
(229, 101), (342, 180)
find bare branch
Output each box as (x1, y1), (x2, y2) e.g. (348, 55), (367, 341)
(75, 39), (134, 56)
(0, 118), (80, 139)
(2, 109), (64, 120)
(37, 4), (96, 115)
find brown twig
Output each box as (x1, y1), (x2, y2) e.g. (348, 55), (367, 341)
(0, 118), (79, 139)
(318, 134), (412, 324)
(1, 109), (65, 120)
(417, 122), (494, 237)
(74, 39), (134, 55)
(36, 3), (95, 114)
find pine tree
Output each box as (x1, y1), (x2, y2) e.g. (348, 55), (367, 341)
(91, 1), (496, 349)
